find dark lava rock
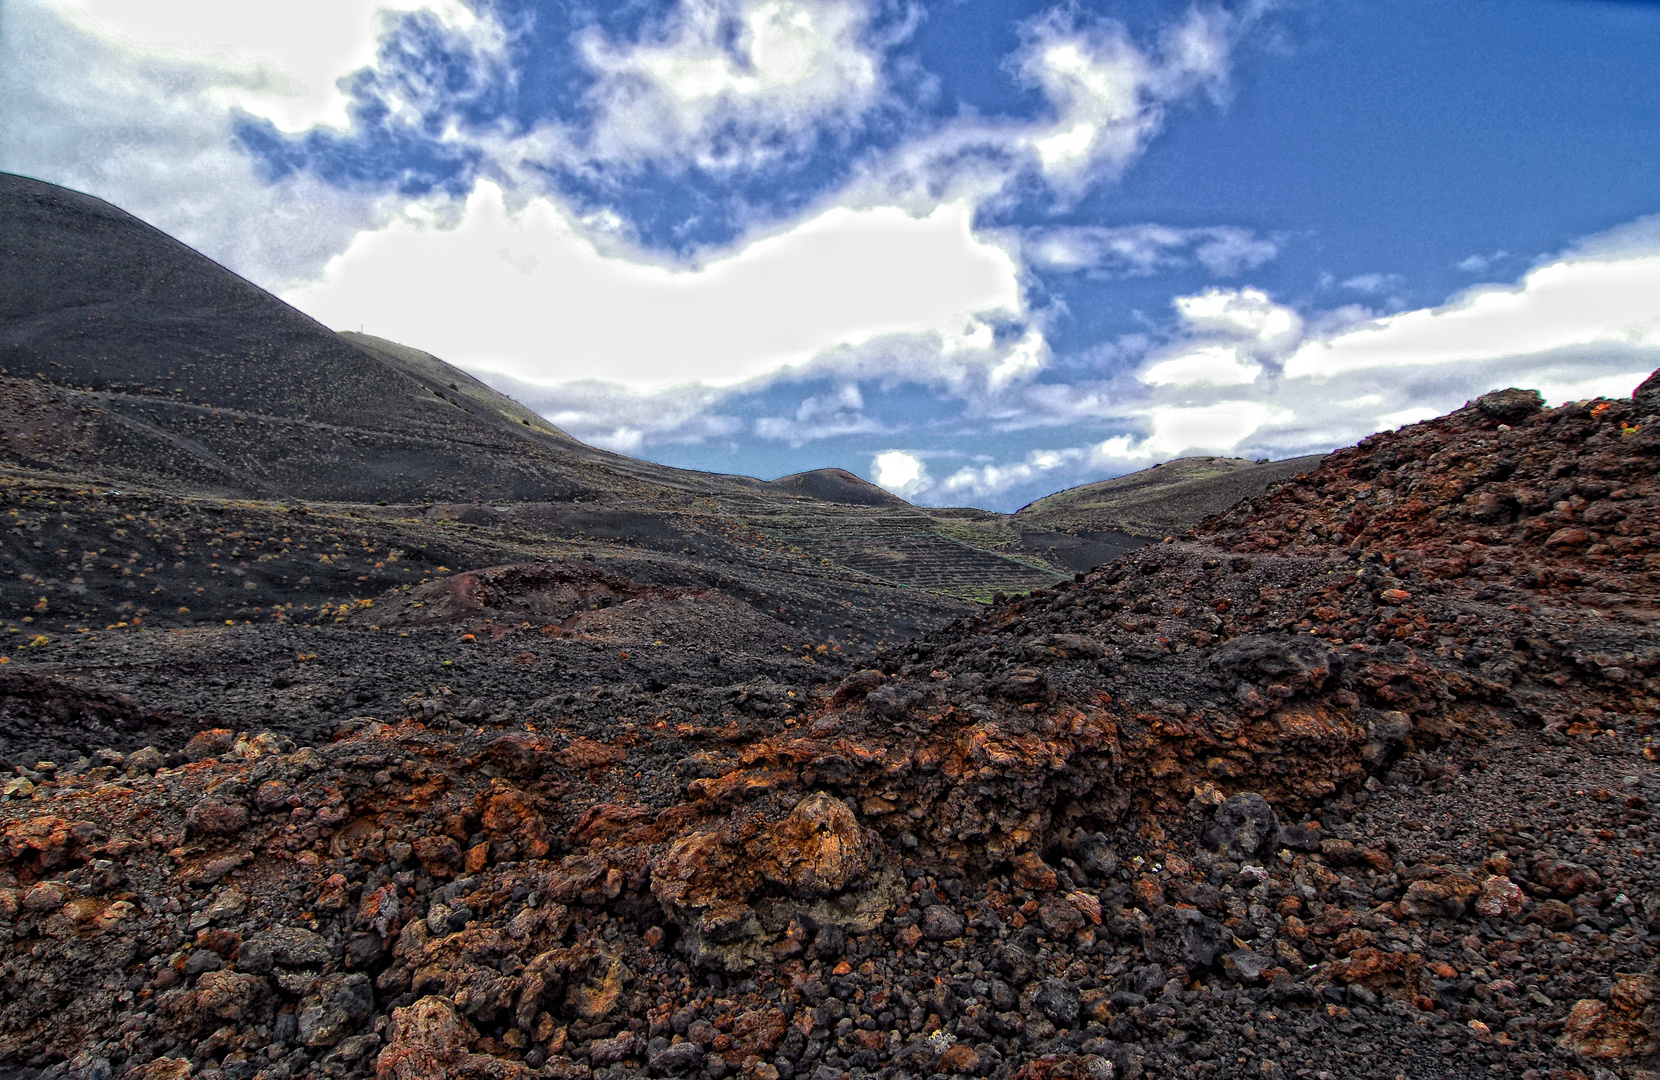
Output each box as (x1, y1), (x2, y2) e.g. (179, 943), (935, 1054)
(237, 927), (332, 974)
(1204, 634), (1339, 693)
(1475, 386), (1546, 420)
(1635, 368), (1660, 414)
(920, 905), (965, 941)
(1202, 792), (1282, 862)
(1032, 979), (1081, 1026)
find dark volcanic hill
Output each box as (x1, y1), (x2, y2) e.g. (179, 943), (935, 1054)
(0, 171), (768, 506)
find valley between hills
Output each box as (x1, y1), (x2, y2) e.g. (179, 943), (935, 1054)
(0, 173), (1656, 1080)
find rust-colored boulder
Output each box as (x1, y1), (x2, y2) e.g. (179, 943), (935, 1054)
(730, 1005), (787, 1056)
(183, 798), (248, 836)
(195, 969), (268, 1020)
(1559, 973), (1658, 1060)
(1012, 851), (1058, 891)
(183, 728), (236, 761)
(566, 956), (629, 1021)
(412, 835), (463, 876)
(1473, 875), (1524, 919)
(1318, 947), (1425, 1001)
(1530, 858), (1602, 898)
(377, 996), (476, 1080)
(1398, 873), (1478, 918)
(764, 792), (875, 898)
(556, 737), (625, 771)
(651, 830), (761, 930)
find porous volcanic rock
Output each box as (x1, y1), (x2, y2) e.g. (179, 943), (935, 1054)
(1, 379), (1657, 1080)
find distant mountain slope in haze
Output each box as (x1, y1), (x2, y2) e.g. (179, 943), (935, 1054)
(1016, 453), (1328, 538)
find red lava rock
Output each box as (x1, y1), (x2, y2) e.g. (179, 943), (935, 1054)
(21, 880), (67, 912)
(1473, 874), (1525, 918)
(3, 375), (1660, 1077)
(1544, 527), (1593, 550)
(181, 797), (248, 836)
(765, 791), (876, 897)
(555, 736), (626, 771)
(1558, 974), (1659, 1059)
(182, 728), (235, 761)
(937, 1042), (982, 1074)
(832, 669), (886, 703)
(1011, 851), (1058, 891)
(1531, 858), (1603, 898)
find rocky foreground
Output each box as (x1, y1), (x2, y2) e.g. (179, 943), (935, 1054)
(2, 383), (1658, 1080)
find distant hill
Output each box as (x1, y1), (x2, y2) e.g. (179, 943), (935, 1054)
(763, 468), (910, 507)
(1016, 453), (1328, 538)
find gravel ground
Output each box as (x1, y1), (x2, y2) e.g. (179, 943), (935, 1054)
(0, 385), (1655, 1080)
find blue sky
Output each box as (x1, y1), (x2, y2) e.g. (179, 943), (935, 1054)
(5, 0), (1660, 510)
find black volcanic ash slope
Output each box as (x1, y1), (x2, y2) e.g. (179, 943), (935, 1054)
(0, 172), (772, 506)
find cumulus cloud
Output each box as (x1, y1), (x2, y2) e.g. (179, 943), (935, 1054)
(875, 222), (1660, 507)
(51, 0), (494, 132)
(473, 373), (739, 455)
(1023, 224), (1276, 277)
(1456, 250), (1507, 273)
(1286, 253), (1660, 382)
(870, 450), (930, 499)
(1011, 5), (1237, 194)
(0, 0), (502, 287)
(1127, 240), (1660, 461)
(844, 3), (1254, 218)
(283, 181), (1024, 389)
(753, 383), (885, 446)
(572, 0), (885, 172)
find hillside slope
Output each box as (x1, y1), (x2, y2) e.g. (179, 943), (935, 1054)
(1017, 454), (1328, 538)
(0, 173), (1066, 623)
(0, 382), (1653, 1079)
(0, 172), (842, 508)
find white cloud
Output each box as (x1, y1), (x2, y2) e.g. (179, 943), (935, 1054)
(753, 383), (883, 446)
(283, 181), (1024, 389)
(1141, 344), (1261, 387)
(1339, 272), (1400, 295)
(1141, 399), (1282, 456)
(1173, 287), (1300, 343)
(905, 222), (1660, 507)
(844, 4), (1252, 218)
(1286, 254), (1660, 380)
(476, 374), (740, 453)
(50, 0), (491, 132)
(573, 0), (883, 171)
(871, 450), (928, 497)
(2, 0), (511, 289)
(1193, 228), (1279, 277)
(1023, 223), (1276, 277)
(1111, 235), (1660, 467)
(0, 0), (415, 287)
(1012, 6), (1236, 193)
(940, 446), (1087, 499)
(1456, 250), (1506, 273)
